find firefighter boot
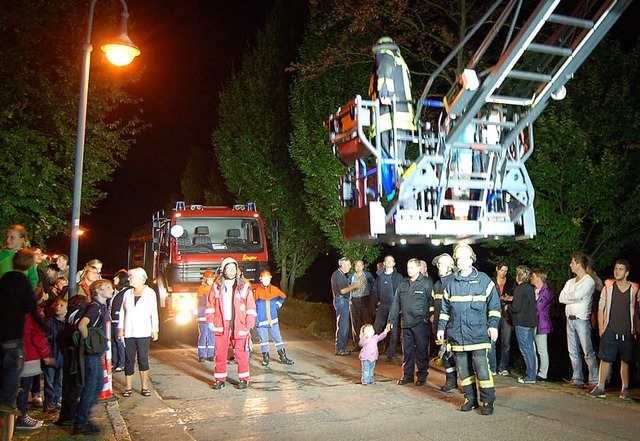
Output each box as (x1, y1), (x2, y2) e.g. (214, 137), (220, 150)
(441, 374), (457, 392)
(278, 349), (294, 365)
(262, 352), (270, 366)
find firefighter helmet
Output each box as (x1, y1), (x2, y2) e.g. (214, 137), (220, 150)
(453, 243), (476, 263)
(260, 270), (272, 279)
(376, 36), (394, 45)
(203, 270), (215, 279)
(432, 253), (454, 268)
(220, 257), (238, 271)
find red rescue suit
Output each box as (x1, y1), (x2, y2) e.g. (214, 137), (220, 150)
(206, 276), (256, 382)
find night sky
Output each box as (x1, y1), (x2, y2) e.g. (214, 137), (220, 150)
(49, 0), (274, 271)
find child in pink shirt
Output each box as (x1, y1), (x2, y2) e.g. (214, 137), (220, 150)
(359, 324), (390, 384)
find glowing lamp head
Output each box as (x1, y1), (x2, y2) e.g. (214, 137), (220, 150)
(101, 33), (140, 66)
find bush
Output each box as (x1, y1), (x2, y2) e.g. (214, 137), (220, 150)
(279, 298), (336, 339)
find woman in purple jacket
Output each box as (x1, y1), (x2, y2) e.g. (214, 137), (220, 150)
(531, 269), (554, 381)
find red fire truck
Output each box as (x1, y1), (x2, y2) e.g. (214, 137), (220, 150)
(128, 202), (270, 326)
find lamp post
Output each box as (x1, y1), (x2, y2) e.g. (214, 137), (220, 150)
(69, 0), (140, 295)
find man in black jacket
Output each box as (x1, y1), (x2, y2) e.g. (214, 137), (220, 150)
(388, 258), (433, 386)
(373, 255), (404, 361)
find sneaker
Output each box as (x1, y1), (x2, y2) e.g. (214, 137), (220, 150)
(30, 395), (43, 408)
(481, 402), (494, 415)
(498, 369), (510, 376)
(587, 387), (606, 398)
(334, 350), (351, 356)
(518, 377), (536, 384)
(206, 357), (214, 361)
(460, 398), (479, 412)
(198, 357), (206, 362)
(114, 366), (124, 372)
(536, 375), (547, 382)
(491, 371), (497, 376)
(562, 380), (584, 389)
(15, 415), (43, 430)
(43, 402), (58, 413)
(620, 389), (632, 401)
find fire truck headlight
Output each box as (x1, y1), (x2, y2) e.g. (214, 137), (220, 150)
(176, 297), (197, 311)
(175, 311), (192, 325)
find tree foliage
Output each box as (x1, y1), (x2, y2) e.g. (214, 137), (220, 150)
(0, 0), (145, 243)
(210, 0), (320, 294)
(485, 39), (640, 291)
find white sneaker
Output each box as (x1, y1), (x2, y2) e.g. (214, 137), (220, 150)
(15, 415), (43, 430)
(498, 369), (510, 376)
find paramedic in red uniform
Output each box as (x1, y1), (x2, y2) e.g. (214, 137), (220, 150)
(206, 257), (256, 390)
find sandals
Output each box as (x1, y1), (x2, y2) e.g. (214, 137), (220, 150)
(122, 389), (133, 397)
(141, 389), (151, 397)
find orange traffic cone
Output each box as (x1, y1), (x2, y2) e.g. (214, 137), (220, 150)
(98, 321), (117, 402)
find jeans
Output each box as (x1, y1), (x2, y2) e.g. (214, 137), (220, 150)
(566, 318), (598, 385)
(0, 338), (23, 409)
(361, 360), (375, 384)
(197, 322), (215, 358)
(515, 326), (537, 381)
(43, 365), (63, 405)
(75, 355), (103, 428)
(257, 323), (285, 353)
(333, 296), (350, 352)
(487, 340), (497, 373)
(374, 303), (399, 358)
(111, 323), (125, 369)
(17, 375), (36, 417)
(401, 321), (430, 381)
(498, 318), (513, 371)
(534, 333), (549, 379)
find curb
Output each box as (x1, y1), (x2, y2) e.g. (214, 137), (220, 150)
(107, 400), (132, 441)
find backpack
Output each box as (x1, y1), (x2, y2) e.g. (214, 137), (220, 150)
(72, 303), (107, 355)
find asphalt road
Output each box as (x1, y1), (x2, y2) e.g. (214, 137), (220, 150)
(113, 330), (640, 441)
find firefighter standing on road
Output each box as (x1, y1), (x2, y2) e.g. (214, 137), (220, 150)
(437, 244), (501, 415)
(431, 253), (458, 392)
(196, 271), (216, 362)
(253, 270), (294, 366)
(206, 258), (256, 390)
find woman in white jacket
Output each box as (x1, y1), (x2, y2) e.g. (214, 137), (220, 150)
(117, 267), (159, 397)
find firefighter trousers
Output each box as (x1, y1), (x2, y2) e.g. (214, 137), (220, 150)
(454, 349), (495, 404)
(214, 321), (250, 382)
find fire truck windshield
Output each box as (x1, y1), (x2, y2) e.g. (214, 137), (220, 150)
(174, 217), (264, 254)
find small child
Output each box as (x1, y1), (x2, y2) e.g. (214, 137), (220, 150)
(196, 270), (216, 362)
(359, 323), (390, 385)
(43, 298), (67, 413)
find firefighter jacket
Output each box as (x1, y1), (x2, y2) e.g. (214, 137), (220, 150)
(432, 274), (454, 333)
(206, 276), (256, 339)
(387, 273), (433, 329)
(196, 284), (212, 323)
(369, 41), (416, 133)
(598, 279), (639, 336)
(253, 284), (286, 328)
(438, 268), (501, 352)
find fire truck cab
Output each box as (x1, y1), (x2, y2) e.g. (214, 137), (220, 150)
(128, 202), (269, 325)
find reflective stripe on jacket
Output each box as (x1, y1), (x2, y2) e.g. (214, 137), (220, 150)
(439, 268), (501, 351)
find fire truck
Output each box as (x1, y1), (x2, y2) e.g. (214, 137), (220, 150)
(127, 202), (270, 325)
(328, 0), (631, 245)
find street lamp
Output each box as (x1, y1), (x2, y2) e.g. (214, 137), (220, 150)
(69, 0), (140, 295)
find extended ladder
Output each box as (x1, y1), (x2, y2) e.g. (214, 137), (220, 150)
(329, 0), (631, 244)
